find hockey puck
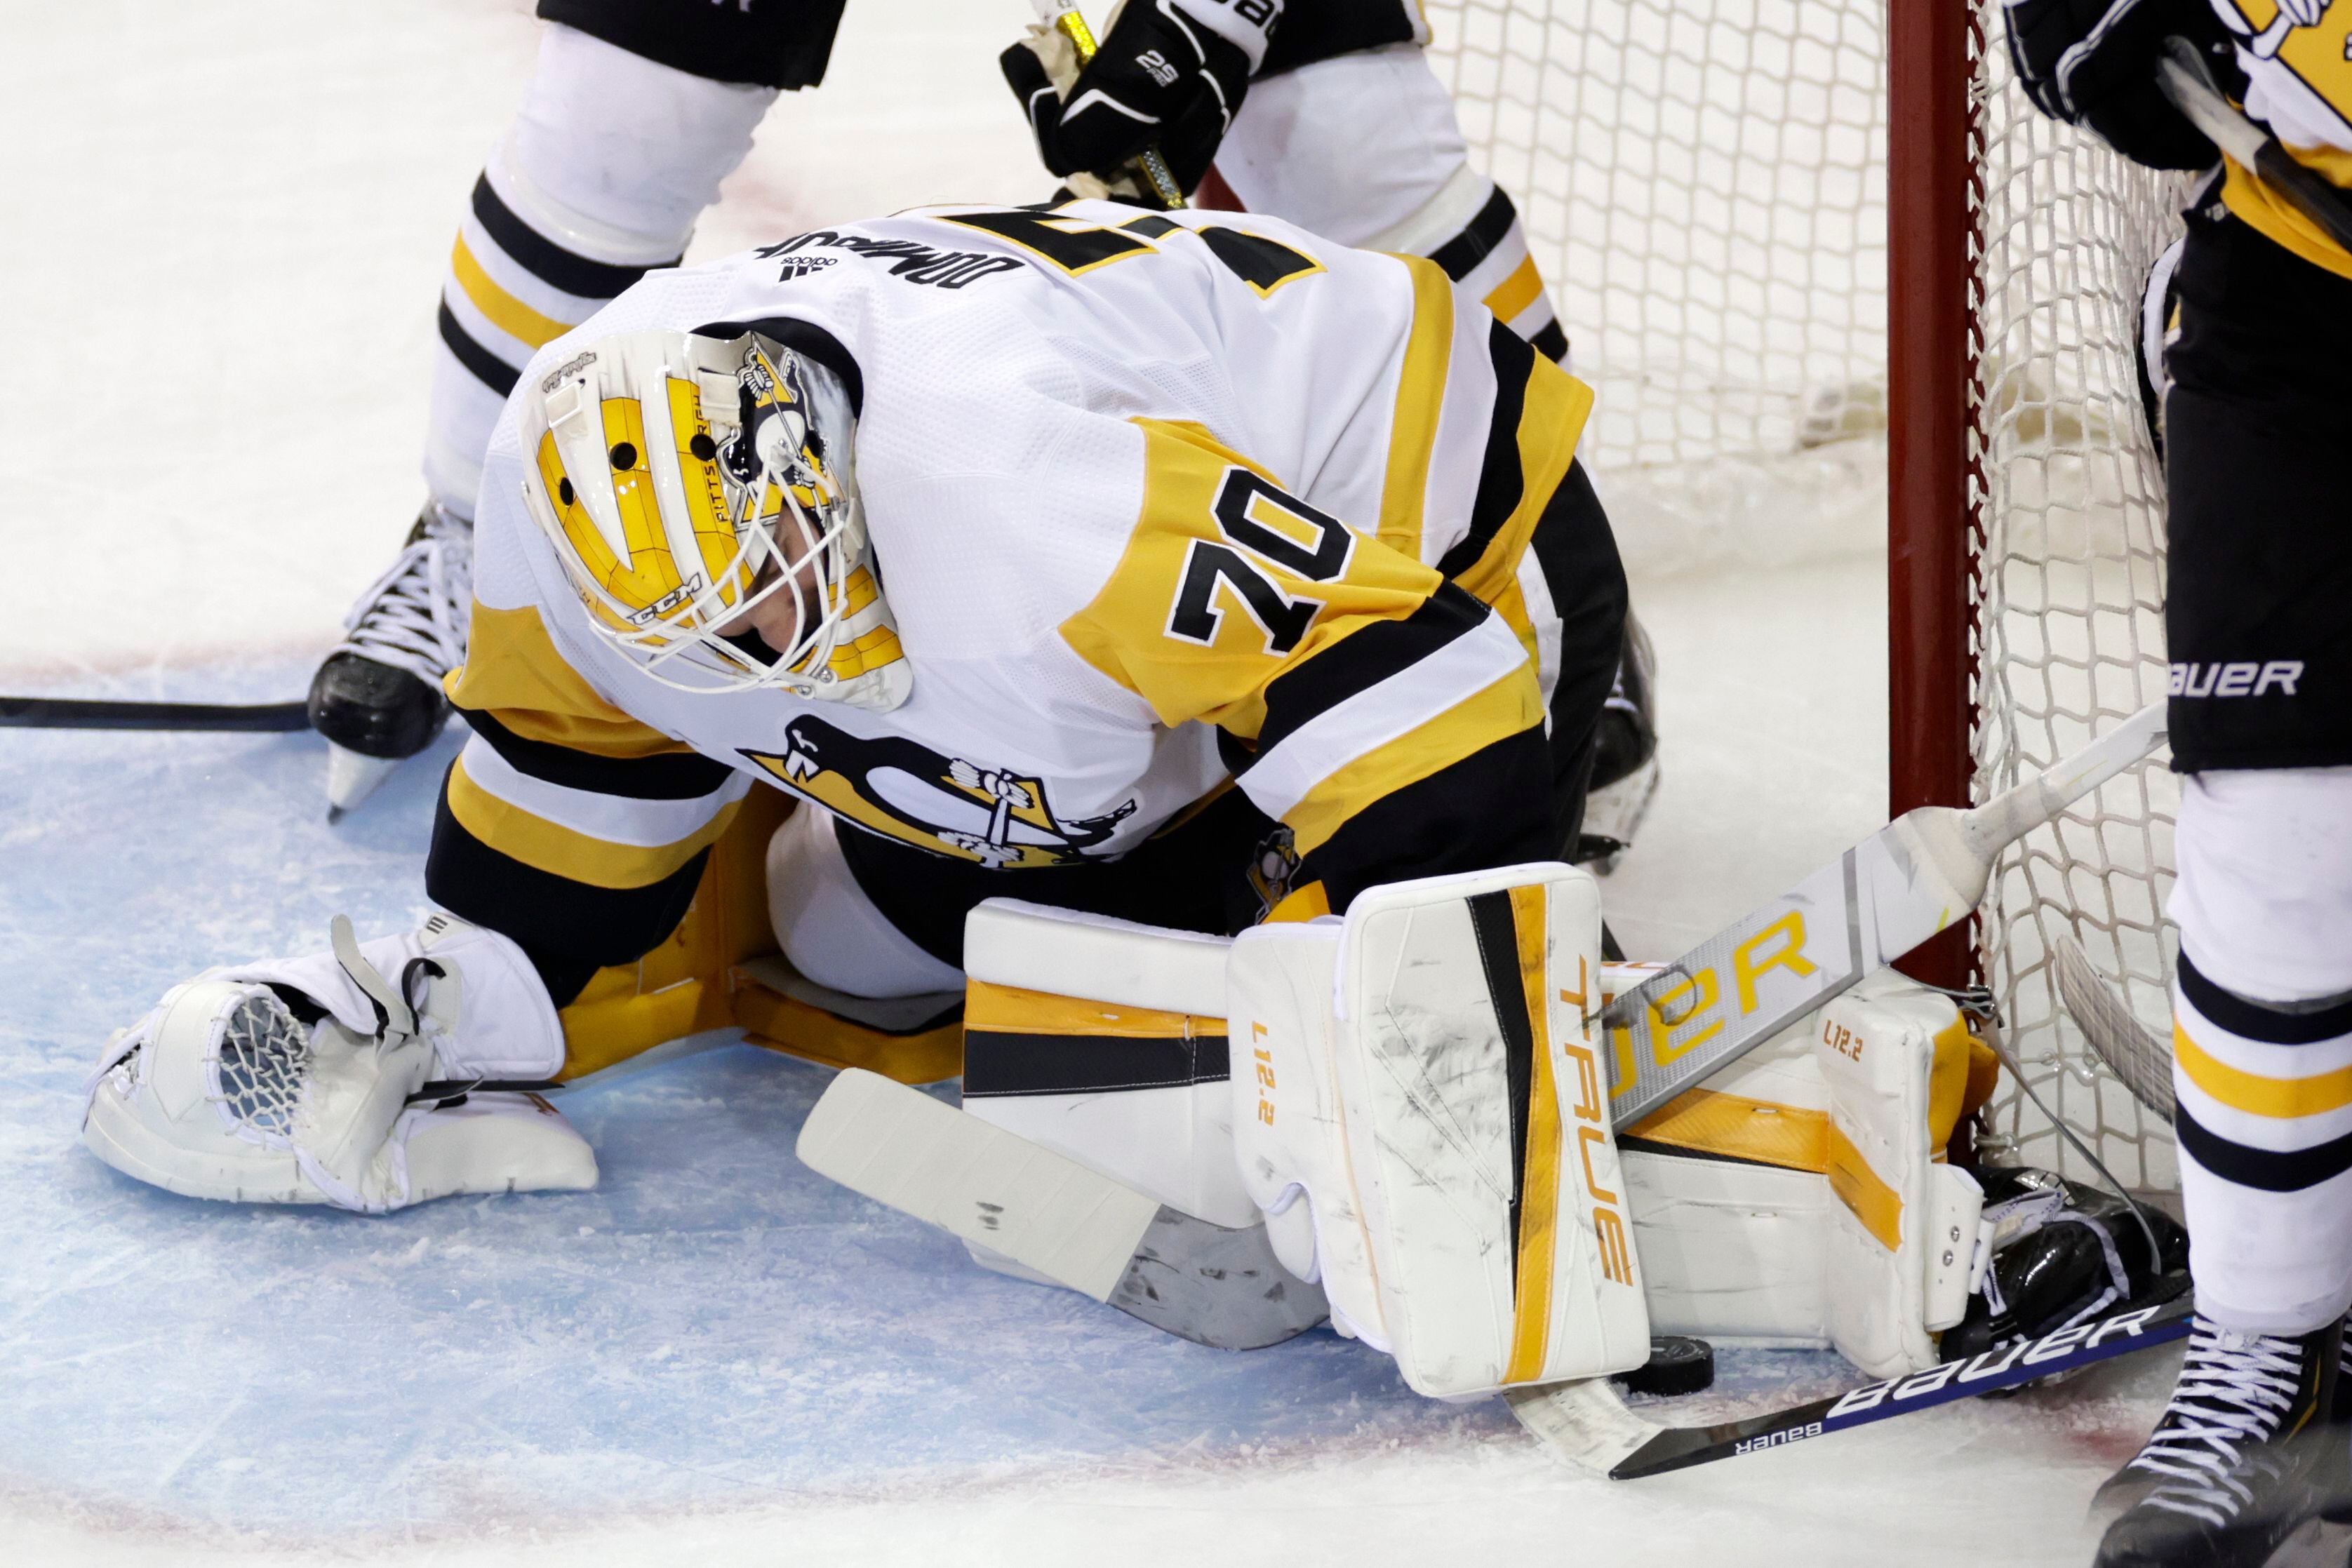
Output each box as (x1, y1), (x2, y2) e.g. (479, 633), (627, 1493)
(1611, 1335), (1715, 1397)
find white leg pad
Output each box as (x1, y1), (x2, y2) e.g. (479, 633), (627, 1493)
(1229, 864), (1651, 1398)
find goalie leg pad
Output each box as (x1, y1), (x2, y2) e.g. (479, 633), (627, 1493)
(1229, 864), (1651, 1398)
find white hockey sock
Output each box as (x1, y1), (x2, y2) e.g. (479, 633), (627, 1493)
(423, 23), (776, 516)
(1214, 45), (1566, 361)
(2169, 766), (2352, 1334)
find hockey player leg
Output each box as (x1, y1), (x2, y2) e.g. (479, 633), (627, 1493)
(314, 20), (780, 817)
(1229, 862), (1652, 1397)
(83, 914), (589, 1212)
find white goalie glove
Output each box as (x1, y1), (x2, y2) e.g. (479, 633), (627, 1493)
(82, 912), (592, 1213)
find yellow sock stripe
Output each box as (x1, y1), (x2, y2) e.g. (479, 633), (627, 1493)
(1504, 882), (1562, 1385)
(1281, 666), (1543, 857)
(2174, 1019), (2352, 1119)
(1624, 1087), (1829, 1172)
(445, 753), (740, 890)
(1482, 253), (1545, 326)
(450, 233), (577, 349)
(1375, 255), (1457, 565)
(1824, 1123), (1904, 1252)
(964, 979), (1219, 1040)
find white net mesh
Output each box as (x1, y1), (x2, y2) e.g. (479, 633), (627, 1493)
(1424, 0), (2186, 1194)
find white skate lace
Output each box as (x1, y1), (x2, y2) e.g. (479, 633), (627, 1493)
(2128, 1318), (2307, 1527)
(331, 507), (473, 685)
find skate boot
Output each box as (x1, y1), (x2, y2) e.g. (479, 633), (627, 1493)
(1576, 611), (1659, 873)
(2092, 1313), (2341, 1567)
(308, 503), (472, 821)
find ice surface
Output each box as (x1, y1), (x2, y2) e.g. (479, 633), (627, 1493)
(1, 2), (2176, 1563)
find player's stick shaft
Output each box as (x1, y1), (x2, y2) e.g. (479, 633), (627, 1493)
(2159, 37), (2352, 253)
(0, 695), (309, 732)
(1031, 0), (1188, 210)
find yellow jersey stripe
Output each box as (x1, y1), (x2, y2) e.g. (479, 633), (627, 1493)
(1452, 356), (1595, 608)
(450, 234), (575, 349)
(965, 979), (1219, 1041)
(1482, 253), (1546, 326)
(1281, 665), (1542, 857)
(1504, 882), (1563, 1385)
(1376, 256), (1456, 565)
(2174, 1019), (2352, 1120)
(446, 753), (740, 890)
(448, 602), (700, 759)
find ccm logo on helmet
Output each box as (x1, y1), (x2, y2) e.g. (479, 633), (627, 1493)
(2170, 661), (2303, 698)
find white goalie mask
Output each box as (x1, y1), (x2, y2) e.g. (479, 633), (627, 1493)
(518, 327), (909, 706)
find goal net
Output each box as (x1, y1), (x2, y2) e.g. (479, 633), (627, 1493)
(1424, 0), (2188, 1198)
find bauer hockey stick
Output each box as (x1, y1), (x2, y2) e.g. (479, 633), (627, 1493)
(1, 695), (309, 732)
(2158, 36), (2352, 255)
(797, 1068), (1329, 1351)
(1511, 1289), (2193, 1480)
(1030, 0), (1189, 210)
(1597, 702), (2169, 1125)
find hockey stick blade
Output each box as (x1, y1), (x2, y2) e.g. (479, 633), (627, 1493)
(1, 695), (309, 732)
(2158, 39), (2352, 255)
(2053, 936), (2175, 1119)
(1598, 702), (2166, 1125)
(1513, 1289), (2193, 1480)
(797, 1068), (1328, 1350)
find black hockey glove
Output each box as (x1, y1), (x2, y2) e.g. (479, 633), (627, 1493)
(2002, 0), (2241, 170)
(1940, 1167), (2189, 1362)
(1001, 0), (1271, 197)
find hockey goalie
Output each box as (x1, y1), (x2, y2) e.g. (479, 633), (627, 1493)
(80, 202), (2172, 1405)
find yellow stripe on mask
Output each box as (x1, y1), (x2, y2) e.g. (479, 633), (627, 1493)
(2174, 1020), (2352, 1120)
(1504, 881), (1563, 1385)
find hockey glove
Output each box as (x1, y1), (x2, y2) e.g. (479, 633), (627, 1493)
(1001, 0), (1273, 198)
(2002, 0), (2240, 170)
(1940, 1166), (2189, 1362)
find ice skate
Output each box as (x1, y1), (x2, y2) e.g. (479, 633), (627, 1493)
(307, 503), (472, 821)
(2092, 1315), (2343, 1567)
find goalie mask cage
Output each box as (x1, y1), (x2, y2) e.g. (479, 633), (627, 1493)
(1423, 0), (2188, 1198)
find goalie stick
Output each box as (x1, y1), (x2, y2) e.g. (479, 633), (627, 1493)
(1, 694), (309, 732)
(1510, 1287), (2193, 1480)
(1598, 702), (2168, 1125)
(1030, 0), (1188, 210)
(796, 1067), (1328, 1351)
(2053, 935), (2175, 1120)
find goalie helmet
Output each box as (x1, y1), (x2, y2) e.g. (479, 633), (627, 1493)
(518, 328), (909, 706)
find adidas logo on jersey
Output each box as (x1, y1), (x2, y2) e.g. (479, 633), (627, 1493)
(2170, 660), (2304, 698)
(774, 255), (838, 282)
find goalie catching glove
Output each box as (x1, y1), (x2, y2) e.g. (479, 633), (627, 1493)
(1001, 0), (1274, 199)
(2001, 0), (2240, 169)
(82, 913), (591, 1213)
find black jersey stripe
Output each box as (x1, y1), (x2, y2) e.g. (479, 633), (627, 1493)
(1428, 186), (1519, 283)
(436, 300), (521, 397)
(2175, 1101), (2352, 1193)
(425, 772), (708, 1007)
(963, 1028), (1231, 1098)
(1299, 725), (1555, 915)
(1252, 584), (1491, 755)
(1438, 319), (1537, 583)
(2180, 951), (2352, 1045)
(460, 709), (735, 800)
(1528, 320), (1569, 364)
(469, 175), (674, 300)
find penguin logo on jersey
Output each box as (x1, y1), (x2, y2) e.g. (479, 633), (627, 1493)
(740, 717), (1138, 868)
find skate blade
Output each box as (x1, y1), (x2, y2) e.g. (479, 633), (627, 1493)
(324, 746), (401, 823)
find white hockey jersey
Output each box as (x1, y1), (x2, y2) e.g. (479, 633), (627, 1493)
(442, 199), (1596, 946)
